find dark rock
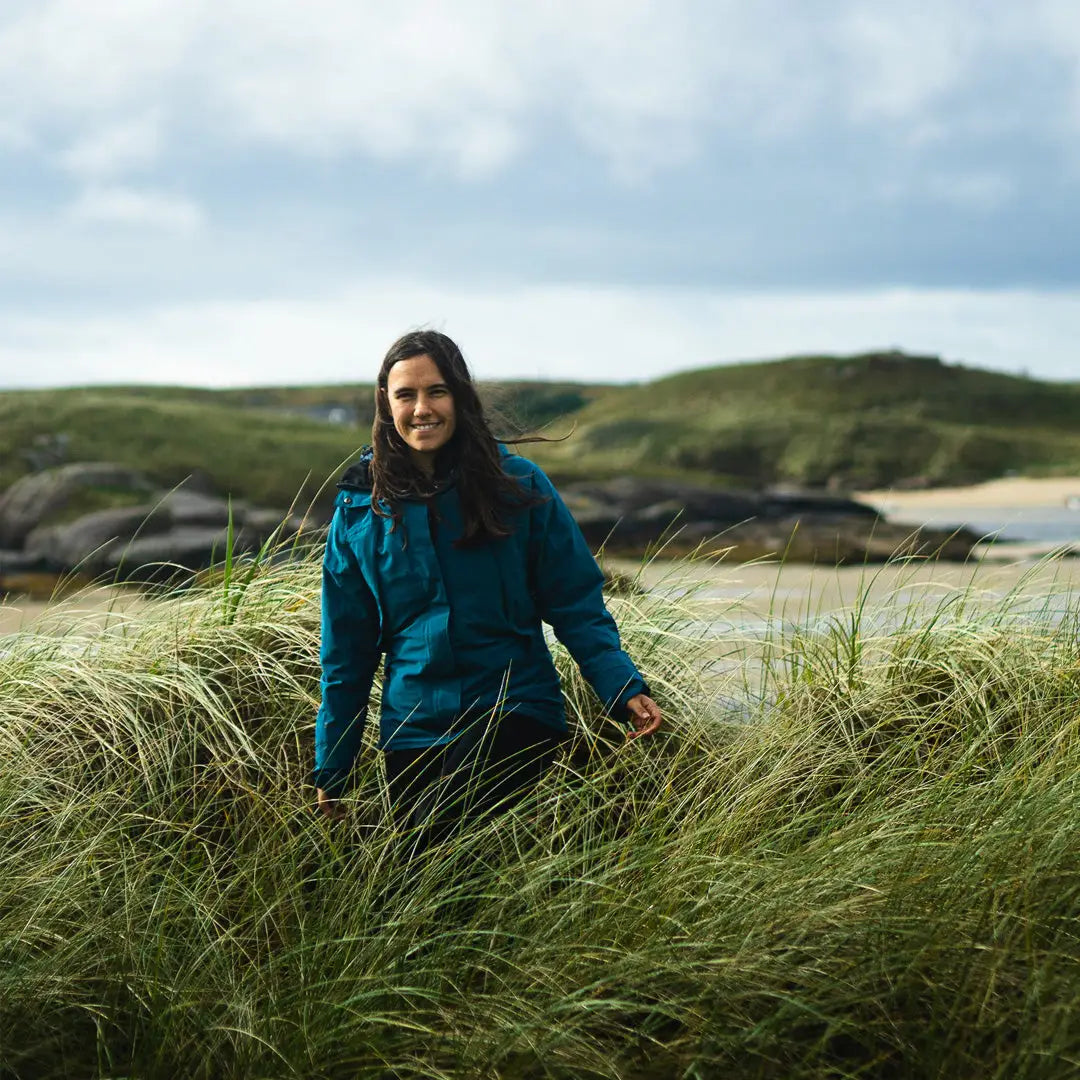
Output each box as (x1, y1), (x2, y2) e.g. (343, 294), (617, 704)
(717, 516), (978, 564)
(565, 478), (762, 522)
(101, 512), (305, 581)
(0, 463), (154, 548)
(105, 527), (236, 580)
(759, 491), (878, 520)
(0, 462), (309, 579)
(0, 549), (44, 575)
(178, 468), (219, 496)
(243, 508), (306, 538)
(559, 477), (980, 562)
(23, 506), (171, 572)
(155, 490), (239, 528)
(0, 464), (981, 575)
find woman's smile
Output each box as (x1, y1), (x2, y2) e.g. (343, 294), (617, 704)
(386, 354), (457, 470)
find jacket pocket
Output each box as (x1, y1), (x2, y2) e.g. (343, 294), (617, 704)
(492, 539), (537, 630)
(373, 532), (433, 634)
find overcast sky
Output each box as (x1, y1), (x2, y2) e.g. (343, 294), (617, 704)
(1, 1), (1079, 387)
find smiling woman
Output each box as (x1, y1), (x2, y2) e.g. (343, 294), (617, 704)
(312, 329), (662, 847)
(385, 354), (457, 468)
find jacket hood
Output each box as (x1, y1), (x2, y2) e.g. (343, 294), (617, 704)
(337, 447), (374, 492)
(337, 442), (514, 495)
(336, 444), (467, 498)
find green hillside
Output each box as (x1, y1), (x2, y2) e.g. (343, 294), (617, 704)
(0, 390), (361, 511)
(3, 353), (1079, 508)
(527, 352), (1080, 489)
(0, 382), (605, 510)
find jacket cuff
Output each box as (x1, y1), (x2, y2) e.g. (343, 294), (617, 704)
(612, 678), (650, 720)
(311, 767), (352, 800)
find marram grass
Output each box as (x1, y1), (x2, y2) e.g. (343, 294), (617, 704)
(2, 552), (1080, 1078)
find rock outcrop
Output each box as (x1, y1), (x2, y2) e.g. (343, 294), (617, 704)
(0, 463), (983, 588)
(559, 478), (979, 563)
(23, 506), (171, 569)
(0, 463), (305, 585)
(0, 463), (154, 548)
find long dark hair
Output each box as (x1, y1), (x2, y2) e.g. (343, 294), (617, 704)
(371, 330), (545, 545)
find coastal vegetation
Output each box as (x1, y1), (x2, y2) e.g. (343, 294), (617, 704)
(526, 352), (1080, 489)
(3, 354), (1080, 513)
(0, 382), (602, 512)
(3, 547), (1080, 1076)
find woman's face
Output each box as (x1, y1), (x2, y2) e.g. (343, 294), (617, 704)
(385, 353), (457, 471)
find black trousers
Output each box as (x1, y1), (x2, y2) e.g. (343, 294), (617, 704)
(383, 713), (563, 853)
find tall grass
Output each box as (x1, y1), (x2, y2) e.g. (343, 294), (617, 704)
(2, 550), (1080, 1078)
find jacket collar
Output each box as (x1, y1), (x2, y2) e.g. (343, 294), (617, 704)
(337, 443), (512, 494)
(337, 448), (374, 492)
(336, 445), (461, 499)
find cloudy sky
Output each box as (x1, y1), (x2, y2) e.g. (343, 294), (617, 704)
(1, 1), (1079, 387)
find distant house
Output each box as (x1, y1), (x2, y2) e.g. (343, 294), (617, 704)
(297, 405), (360, 425)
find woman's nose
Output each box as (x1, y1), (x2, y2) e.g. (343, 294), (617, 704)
(413, 395), (432, 415)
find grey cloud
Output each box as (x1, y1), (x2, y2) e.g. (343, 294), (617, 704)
(0, 0), (1077, 341)
(3, 2), (1080, 178)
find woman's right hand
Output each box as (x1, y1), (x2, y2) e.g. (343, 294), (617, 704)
(625, 693), (663, 739)
(316, 788), (348, 821)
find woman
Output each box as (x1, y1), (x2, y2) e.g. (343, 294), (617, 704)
(313, 331), (661, 841)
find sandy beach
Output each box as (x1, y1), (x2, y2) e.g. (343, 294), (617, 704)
(856, 475), (1080, 555)
(5, 476), (1080, 638)
(8, 555), (1079, 642)
(860, 476), (1080, 514)
(616, 551), (1080, 624)
(0, 587), (143, 637)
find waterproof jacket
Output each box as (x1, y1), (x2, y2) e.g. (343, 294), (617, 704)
(313, 446), (648, 797)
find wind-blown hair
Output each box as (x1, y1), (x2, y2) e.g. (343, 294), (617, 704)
(370, 330), (543, 545)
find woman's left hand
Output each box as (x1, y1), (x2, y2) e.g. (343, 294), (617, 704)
(625, 694), (663, 739)
(316, 788), (348, 821)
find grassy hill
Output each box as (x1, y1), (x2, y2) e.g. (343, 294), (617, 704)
(0, 382), (605, 511)
(3, 353), (1080, 509)
(0, 389), (364, 511)
(527, 352), (1080, 489)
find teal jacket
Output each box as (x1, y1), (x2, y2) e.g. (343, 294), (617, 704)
(313, 447), (647, 796)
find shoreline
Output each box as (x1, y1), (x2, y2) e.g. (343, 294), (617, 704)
(860, 475), (1080, 514)
(0, 586), (142, 637)
(10, 555), (1080, 640)
(6, 475), (1080, 637)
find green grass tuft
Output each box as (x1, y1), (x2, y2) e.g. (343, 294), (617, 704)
(2, 549), (1080, 1077)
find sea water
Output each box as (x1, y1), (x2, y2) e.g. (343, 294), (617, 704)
(888, 504), (1080, 544)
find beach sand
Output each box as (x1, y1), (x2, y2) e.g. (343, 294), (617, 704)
(0, 587), (142, 637)
(609, 549), (1080, 633)
(860, 476), (1080, 514)
(8, 557), (1077, 642)
(6, 475), (1080, 638)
